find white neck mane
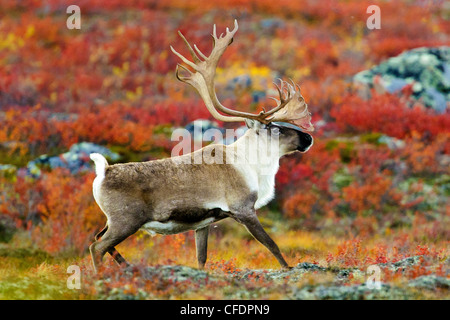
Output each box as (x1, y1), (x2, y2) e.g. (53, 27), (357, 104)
(229, 129), (281, 209)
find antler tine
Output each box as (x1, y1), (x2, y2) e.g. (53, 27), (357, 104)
(170, 45), (198, 71)
(193, 44), (208, 60)
(177, 31), (202, 64)
(288, 78), (297, 94)
(212, 19), (238, 41)
(272, 78), (285, 101)
(278, 78), (290, 101)
(268, 96), (280, 104)
(280, 78), (292, 101)
(212, 24), (217, 39)
(175, 63), (193, 82)
(228, 19), (238, 36)
(211, 24), (224, 41)
(280, 79), (291, 101)
(232, 19), (238, 33)
(272, 80), (283, 102)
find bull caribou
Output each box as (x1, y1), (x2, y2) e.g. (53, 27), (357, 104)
(89, 20), (314, 272)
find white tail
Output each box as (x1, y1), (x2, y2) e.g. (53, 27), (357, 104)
(90, 153), (108, 176)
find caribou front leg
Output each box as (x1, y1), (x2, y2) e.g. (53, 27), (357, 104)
(231, 208), (291, 269)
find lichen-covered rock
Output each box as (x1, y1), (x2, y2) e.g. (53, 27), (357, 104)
(377, 135), (406, 150)
(27, 142), (120, 177)
(378, 255), (422, 272)
(139, 264), (217, 284)
(291, 283), (415, 300)
(233, 262), (328, 282)
(0, 164), (17, 177)
(94, 260), (448, 300)
(95, 264), (224, 300)
(354, 46), (450, 113)
(226, 74), (252, 91)
(407, 275), (450, 290)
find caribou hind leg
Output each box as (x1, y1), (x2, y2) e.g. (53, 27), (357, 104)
(90, 223), (138, 273)
(94, 224), (129, 267)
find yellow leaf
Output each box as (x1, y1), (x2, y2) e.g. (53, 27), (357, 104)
(25, 25), (35, 38)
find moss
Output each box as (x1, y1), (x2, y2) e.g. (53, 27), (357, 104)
(0, 275), (82, 300)
(360, 132), (383, 145)
(333, 170), (354, 189)
(325, 140), (339, 151)
(0, 148), (33, 167)
(324, 139), (355, 163)
(153, 124), (175, 135)
(108, 145), (148, 164)
(0, 248), (53, 269)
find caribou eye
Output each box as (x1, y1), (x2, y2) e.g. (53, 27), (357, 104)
(271, 126), (281, 136)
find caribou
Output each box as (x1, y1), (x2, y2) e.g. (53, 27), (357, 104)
(89, 20), (314, 273)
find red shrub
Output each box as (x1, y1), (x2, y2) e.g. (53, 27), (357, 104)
(331, 92), (450, 139)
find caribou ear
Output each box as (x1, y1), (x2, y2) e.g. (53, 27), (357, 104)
(245, 119), (266, 134)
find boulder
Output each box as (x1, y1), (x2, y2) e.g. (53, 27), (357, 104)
(354, 46), (450, 113)
(27, 142), (120, 177)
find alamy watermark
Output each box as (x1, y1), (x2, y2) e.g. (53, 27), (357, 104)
(66, 5), (81, 30)
(65, 5), (382, 32)
(366, 265), (382, 289)
(67, 265), (81, 290)
(170, 126), (282, 176)
(366, 5), (381, 30)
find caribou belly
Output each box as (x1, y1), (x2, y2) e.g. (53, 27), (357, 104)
(141, 217), (217, 236)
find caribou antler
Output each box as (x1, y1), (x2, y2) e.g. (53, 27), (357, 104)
(268, 79), (314, 131)
(170, 20), (314, 131)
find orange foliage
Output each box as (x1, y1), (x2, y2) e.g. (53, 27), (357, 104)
(342, 174), (393, 213)
(31, 170), (103, 254)
(401, 132), (449, 174)
(0, 170), (104, 254)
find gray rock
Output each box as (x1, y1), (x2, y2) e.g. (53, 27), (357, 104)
(233, 262), (329, 282)
(27, 142), (120, 177)
(408, 275), (450, 290)
(378, 255), (422, 272)
(354, 46), (450, 113)
(260, 18), (285, 32)
(226, 74), (252, 91)
(378, 135), (405, 150)
(292, 283), (414, 300)
(139, 264), (214, 283)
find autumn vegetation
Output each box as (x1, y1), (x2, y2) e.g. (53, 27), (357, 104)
(0, 0), (448, 299)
